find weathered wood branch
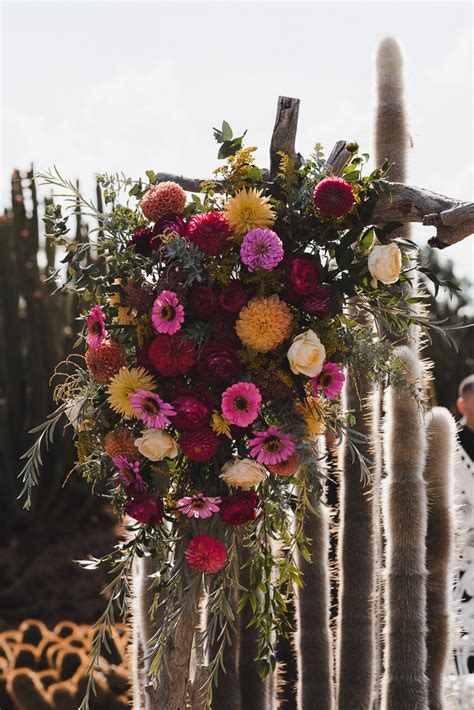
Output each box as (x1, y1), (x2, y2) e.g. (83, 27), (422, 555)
(371, 181), (474, 248)
(269, 96), (300, 179)
(326, 140), (351, 176)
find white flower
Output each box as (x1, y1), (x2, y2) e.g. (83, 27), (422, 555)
(368, 243), (402, 286)
(219, 458), (266, 488)
(287, 330), (326, 377)
(135, 429), (179, 461)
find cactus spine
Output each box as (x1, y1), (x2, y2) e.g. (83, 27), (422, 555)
(296, 437), (334, 710)
(381, 346), (428, 709)
(423, 407), (457, 710)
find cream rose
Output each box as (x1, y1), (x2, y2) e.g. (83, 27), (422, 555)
(219, 458), (266, 488)
(135, 429), (179, 461)
(287, 330), (326, 377)
(368, 243), (402, 286)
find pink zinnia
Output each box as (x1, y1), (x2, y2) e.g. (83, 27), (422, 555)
(86, 305), (107, 350)
(184, 535), (227, 573)
(248, 426), (295, 466)
(151, 291), (184, 334)
(128, 390), (175, 428)
(221, 382), (262, 428)
(112, 455), (147, 495)
(240, 228), (284, 272)
(177, 494), (221, 519)
(312, 363), (345, 400)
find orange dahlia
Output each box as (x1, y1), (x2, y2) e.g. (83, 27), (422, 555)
(104, 426), (139, 460)
(235, 295), (292, 353)
(267, 451), (300, 477)
(140, 181), (186, 222)
(85, 340), (126, 383)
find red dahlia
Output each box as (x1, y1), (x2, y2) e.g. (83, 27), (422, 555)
(187, 283), (218, 319)
(179, 428), (219, 461)
(219, 491), (259, 525)
(148, 334), (196, 377)
(186, 212), (233, 256)
(313, 176), (355, 218)
(184, 535), (227, 573)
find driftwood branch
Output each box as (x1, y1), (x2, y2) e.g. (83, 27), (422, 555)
(269, 96), (300, 179)
(326, 140), (351, 176)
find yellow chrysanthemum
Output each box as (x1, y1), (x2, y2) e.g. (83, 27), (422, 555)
(224, 188), (275, 235)
(236, 295), (292, 353)
(299, 397), (327, 436)
(107, 367), (156, 418)
(211, 411), (232, 439)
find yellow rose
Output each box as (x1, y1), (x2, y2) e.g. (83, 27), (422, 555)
(219, 458), (266, 488)
(287, 330), (326, 377)
(368, 243), (402, 286)
(135, 429), (179, 461)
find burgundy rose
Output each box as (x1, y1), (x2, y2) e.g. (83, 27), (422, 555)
(188, 283), (218, 320)
(150, 214), (186, 250)
(286, 256), (319, 297)
(302, 285), (333, 316)
(124, 496), (164, 525)
(172, 390), (212, 431)
(129, 227), (153, 256)
(219, 281), (249, 313)
(219, 491), (259, 526)
(196, 341), (242, 385)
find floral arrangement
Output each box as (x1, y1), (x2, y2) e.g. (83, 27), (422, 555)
(21, 125), (442, 705)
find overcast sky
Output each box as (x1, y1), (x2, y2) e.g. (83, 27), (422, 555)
(1, 0), (473, 283)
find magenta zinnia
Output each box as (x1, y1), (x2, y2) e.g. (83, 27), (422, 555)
(177, 494), (221, 519)
(248, 426), (295, 465)
(221, 382), (262, 428)
(112, 456), (147, 495)
(86, 305), (107, 350)
(312, 362), (345, 399)
(240, 228), (284, 272)
(129, 390), (175, 428)
(151, 290), (184, 335)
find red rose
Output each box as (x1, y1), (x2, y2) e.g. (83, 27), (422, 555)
(302, 285), (333, 316)
(196, 341), (242, 385)
(148, 334), (196, 377)
(179, 428), (219, 461)
(172, 390), (212, 430)
(186, 211), (233, 256)
(151, 214), (185, 250)
(286, 256), (319, 297)
(219, 281), (249, 313)
(219, 491), (259, 526)
(188, 283), (218, 320)
(124, 496), (164, 525)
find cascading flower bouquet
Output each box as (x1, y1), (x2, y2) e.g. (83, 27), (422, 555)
(20, 125), (440, 705)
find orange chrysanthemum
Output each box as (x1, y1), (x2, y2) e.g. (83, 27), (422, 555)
(235, 295), (292, 353)
(85, 340), (126, 383)
(104, 426), (139, 460)
(140, 181), (186, 222)
(267, 451), (300, 477)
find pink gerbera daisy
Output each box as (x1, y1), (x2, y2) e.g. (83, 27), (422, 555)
(240, 228), (284, 272)
(112, 455), (147, 495)
(221, 382), (262, 428)
(177, 494), (222, 519)
(248, 426), (295, 466)
(312, 362), (345, 400)
(184, 535), (227, 573)
(86, 305), (107, 350)
(128, 390), (176, 428)
(151, 291), (184, 334)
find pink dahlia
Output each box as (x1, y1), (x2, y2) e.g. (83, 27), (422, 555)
(140, 182), (187, 222)
(179, 428), (219, 461)
(248, 426), (295, 466)
(112, 455), (147, 496)
(186, 212), (233, 256)
(313, 176), (355, 218)
(151, 290), (184, 335)
(177, 494), (221, 519)
(129, 389), (176, 428)
(184, 535), (227, 573)
(86, 305), (107, 350)
(221, 382), (262, 428)
(240, 228), (284, 272)
(312, 363), (345, 400)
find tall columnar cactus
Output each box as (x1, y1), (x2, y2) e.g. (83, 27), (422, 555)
(296, 437), (334, 710)
(423, 407), (457, 710)
(381, 346), (428, 710)
(336, 369), (377, 709)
